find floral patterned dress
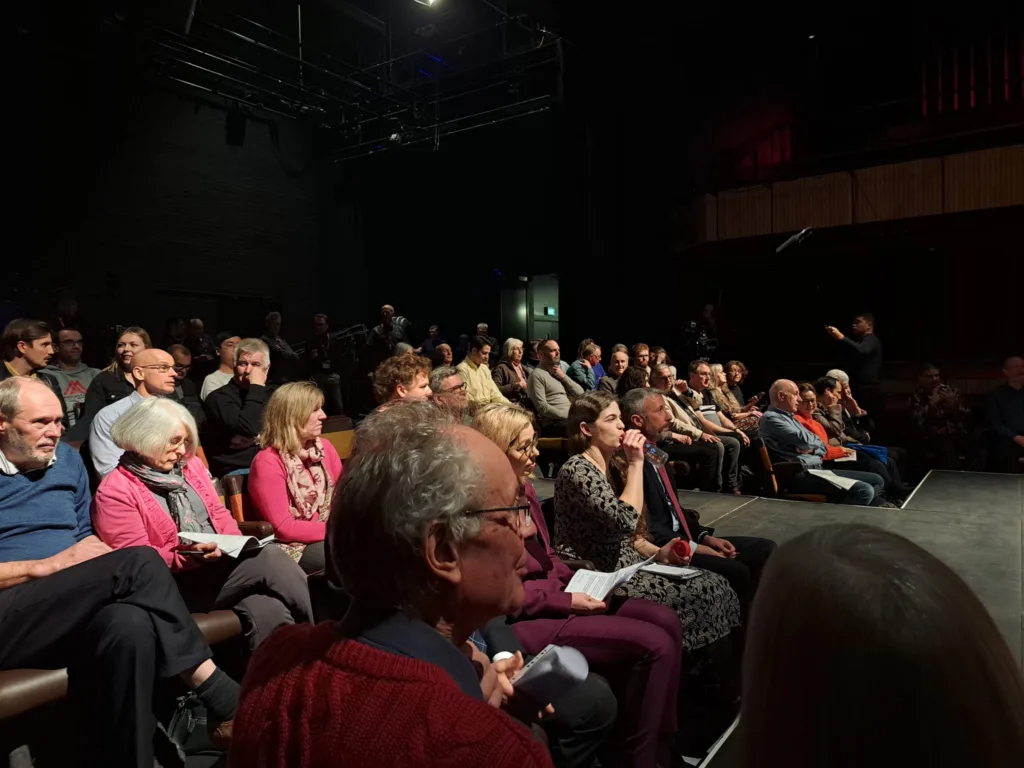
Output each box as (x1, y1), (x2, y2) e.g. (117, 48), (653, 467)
(553, 454), (741, 650)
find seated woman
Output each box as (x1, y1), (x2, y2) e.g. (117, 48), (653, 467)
(614, 365), (650, 398)
(80, 326), (152, 428)
(491, 338), (532, 408)
(248, 381), (343, 574)
(708, 363), (760, 431)
(649, 347), (676, 380)
(554, 392), (741, 653)
(473, 404), (684, 768)
(795, 383), (856, 461)
(742, 524), (1024, 768)
(92, 397), (313, 651)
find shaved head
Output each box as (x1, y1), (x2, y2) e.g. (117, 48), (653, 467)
(131, 349), (177, 396)
(770, 379), (801, 413)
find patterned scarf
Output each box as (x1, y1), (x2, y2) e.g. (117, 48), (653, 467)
(118, 452), (205, 533)
(282, 439), (334, 521)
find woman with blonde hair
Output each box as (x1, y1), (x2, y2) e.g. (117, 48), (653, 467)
(80, 326), (152, 427)
(248, 381), (343, 573)
(708, 362), (760, 431)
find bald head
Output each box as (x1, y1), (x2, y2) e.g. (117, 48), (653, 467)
(770, 379), (801, 413)
(131, 349), (177, 397)
(0, 377), (64, 470)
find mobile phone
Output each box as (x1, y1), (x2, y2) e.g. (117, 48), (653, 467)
(174, 548), (206, 556)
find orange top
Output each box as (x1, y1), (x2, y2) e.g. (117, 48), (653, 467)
(795, 411), (848, 460)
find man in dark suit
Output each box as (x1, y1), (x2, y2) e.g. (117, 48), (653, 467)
(620, 387), (776, 621)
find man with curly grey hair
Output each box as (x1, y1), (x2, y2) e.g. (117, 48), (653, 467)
(230, 400), (555, 767)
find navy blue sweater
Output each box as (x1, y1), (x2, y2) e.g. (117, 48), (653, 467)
(0, 442), (93, 562)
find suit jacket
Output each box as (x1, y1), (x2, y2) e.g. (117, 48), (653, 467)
(642, 461), (712, 548)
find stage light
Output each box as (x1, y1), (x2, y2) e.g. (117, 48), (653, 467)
(413, 0), (437, 7)
(808, 34), (816, 39)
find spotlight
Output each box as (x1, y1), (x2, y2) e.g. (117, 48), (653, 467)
(808, 34), (816, 39)
(413, 0), (437, 6)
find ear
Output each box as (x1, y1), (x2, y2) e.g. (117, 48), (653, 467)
(16, 340), (28, 356)
(578, 420), (593, 439)
(423, 522), (462, 587)
(630, 414), (643, 430)
(395, 383), (408, 398)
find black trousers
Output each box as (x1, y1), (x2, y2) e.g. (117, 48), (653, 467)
(0, 547), (212, 768)
(690, 536), (776, 625)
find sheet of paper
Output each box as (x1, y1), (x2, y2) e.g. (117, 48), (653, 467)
(831, 453), (857, 462)
(178, 532), (275, 558)
(641, 563), (701, 580)
(808, 469), (859, 490)
(564, 555), (657, 600)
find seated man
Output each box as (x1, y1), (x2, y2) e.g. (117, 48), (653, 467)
(44, 327), (100, 428)
(909, 363), (972, 470)
(598, 346), (628, 394)
(90, 348), (179, 477)
(230, 401), (554, 767)
(759, 379), (885, 506)
(429, 366), (470, 421)
(168, 343), (205, 429)
(621, 387), (776, 622)
(651, 363), (742, 494)
(631, 343), (651, 374)
(0, 378), (240, 767)
(986, 356), (1024, 473)
(528, 340), (583, 437)
(457, 335), (509, 409)
(0, 318), (69, 429)
(201, 332), (240, 401)
(373, 354), (433, 404)
(204, 338), (274, 477)
(566, 342), (601, 392)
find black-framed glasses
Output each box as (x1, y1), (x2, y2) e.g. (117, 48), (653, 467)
(465, 496), (531, 531)
(509, 437), (539, 454)
(173, 365), (190, 375)
(443, 382), (467, 393)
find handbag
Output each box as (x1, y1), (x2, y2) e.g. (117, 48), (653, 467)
(850, 443), (887, 464)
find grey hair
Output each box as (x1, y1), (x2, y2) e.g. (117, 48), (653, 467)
(826, 369), (850, 385)
(329, 400), (487, 610)
(234, 337), (271, 369)
(429, 366), (461, 393)
(110, 396), (199, 463)
(0, 377), (57, 421)
(501, 337), (524, 360)
(394, 342), (414, 356)
(619, 387), (665, 423)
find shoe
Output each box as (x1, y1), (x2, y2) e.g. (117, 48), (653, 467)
(208, 719), (233, 749)
(880, 501), (900, 508)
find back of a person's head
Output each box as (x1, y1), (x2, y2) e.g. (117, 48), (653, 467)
(615, 366), (649, 397)
(372, 354), (431, 403)
(743, 523), (1024, 768)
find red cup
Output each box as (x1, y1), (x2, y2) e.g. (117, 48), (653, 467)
(672, 540), (691, 560)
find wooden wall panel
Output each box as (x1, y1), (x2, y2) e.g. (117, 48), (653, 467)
(772, 172), (853, 232)
(718, 185), (772, 239)
(853, 158), (943, 223)
(944, 145), (1024, 213)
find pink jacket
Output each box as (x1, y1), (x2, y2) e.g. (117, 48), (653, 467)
(92, 457), (241, 571)
(247, 443), (343, 544)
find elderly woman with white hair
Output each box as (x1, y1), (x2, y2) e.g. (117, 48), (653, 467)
(825, 368), (872, 443)
(492, 337), (532, 408)
(92, 397), (313, 651)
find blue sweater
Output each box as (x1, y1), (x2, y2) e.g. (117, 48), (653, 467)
(0, 442), (93, 562)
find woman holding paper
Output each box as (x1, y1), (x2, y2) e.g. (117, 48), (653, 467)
(248, 381), (343, 573)
(553, 392), (740, 652)
(92, 397), (313, 650)
(473, 404), (683, 768)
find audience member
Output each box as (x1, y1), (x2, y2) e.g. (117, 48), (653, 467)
(492, 338), (532, 407)
(0, 378), (241, 765)
(681, 361), (751, 448)
(93, 397), (312, 651)
(987, 356), (1024, 473)
(162, 317), (186, 349)
(45, 327), (99, 427)
(473, 403), (684, 767)
(620, 388), (776, 622)
(373, 354), (433, 404)
(758, 380), (885, 506)
(230, 401), (554, 768)
(429, 366), (470, 421)
(825, 368), (872, 442)
(476, 322), (499, 365)
(0, 319), (69, 429)
(707, 363), (760, 431)
(431, 342), (454, 368)
(261, 311), (302, 385)
(394, 342), (414, 356)
(614, 365), (650, 397)
(725, 360), (757, 408)
(909, 363), (972, 470)
(577, 338), (607, 382)
(457, 335), (509, 409)
(365, 304), (408, 371)
(742, 524), (1024, 768)
(204, 338), (273, 477)
(525, 339), (542, 370)
(81, 326), (152, 426)
(825, 313), (883, 421)
(90, 348), (180, 477)
(528, 340), (583, 437)
(794, 384), (855, 461)
(554, 391), (741, 652)
(567, 342), (602, 392)
(650, 364), (740, 494)
(168, 344), (205, 429)
(649, 347), (675, 380)
(631, 343), (651, 374)
(417, 325), (445, 357)
(249, 382), (343, 573)
(599, 346), (629, 394)
(306, 313), (345, 415)
(184, 318), (217, 367)
(200, 334), (239, 402)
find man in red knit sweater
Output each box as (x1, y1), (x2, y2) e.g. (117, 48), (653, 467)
(230, 400), (553, 768)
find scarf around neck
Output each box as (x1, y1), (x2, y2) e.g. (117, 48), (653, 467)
(282, 438), (334, 521)
(118, 452), (206, 533)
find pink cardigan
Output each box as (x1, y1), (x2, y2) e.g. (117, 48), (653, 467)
(92, 457), (241, 571)
(247, 442), (343, 544)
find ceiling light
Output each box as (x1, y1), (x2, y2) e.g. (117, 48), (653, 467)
(413, 0), (437, 6)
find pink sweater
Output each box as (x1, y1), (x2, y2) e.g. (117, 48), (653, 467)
(247, 443), (343, 544)
(92, 457), (241, 571)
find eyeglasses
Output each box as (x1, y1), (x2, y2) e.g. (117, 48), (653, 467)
(509, 437), (539, 454)
(173, 365), (190, 374)
(465, 495), (532, 531)
(137, 364), (174, 373)
(442, 382), (466, 394)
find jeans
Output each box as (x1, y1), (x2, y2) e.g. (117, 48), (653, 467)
(785, 468), (885, 506)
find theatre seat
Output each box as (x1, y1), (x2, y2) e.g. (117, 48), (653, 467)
(756, 439), (827, 503)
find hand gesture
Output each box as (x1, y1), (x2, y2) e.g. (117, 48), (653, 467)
(248, 364), (269, 387)
(621, 429), (646, 464)
(825, 325), (844, 341)
(704, 536), (737, 558)
(700, 432), (721, 444)
(675, 379), (689, 392)
(550, 365), (566, 380)
(570, 593), (607, 614)
(194, 541), (223, 562)
(843, 447), (856, 458)
(695, 543), (724, 558)
(656, 537), (690, 565)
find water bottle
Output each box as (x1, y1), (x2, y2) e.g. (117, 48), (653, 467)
(643, 441), (669, 467)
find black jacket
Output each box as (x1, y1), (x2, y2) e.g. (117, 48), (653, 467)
(642, 461), (712, 548)
(80, 369), (134, 430)
(203, 378), (273, 476)
(0, 365), (70, 432)
(174, 378), (205, 430)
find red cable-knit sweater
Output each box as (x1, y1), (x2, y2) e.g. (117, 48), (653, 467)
(229, 622), (554, 768)
(795, 411), (848, 461)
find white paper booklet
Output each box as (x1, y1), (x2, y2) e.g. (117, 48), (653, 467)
(641, 563), (701, 580)
(511, 644), (589, 703)
(807, 469), (860, 490)
(831, 452), (857, 463)
(564, 555), (656, 600)
(177, 532), (276, 558)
